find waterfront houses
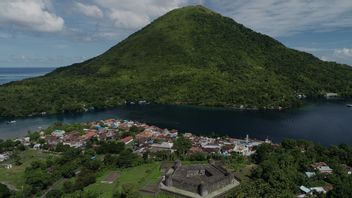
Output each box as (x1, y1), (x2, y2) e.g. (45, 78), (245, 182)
(17, 118), (270, 159)
(121, 136), (133, 145)
(3, 117), (352, 197)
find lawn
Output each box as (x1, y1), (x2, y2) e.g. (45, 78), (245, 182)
(233, 164), (257, 183)
(0, 149), (57, 189)
(81, 160), (246, 197)
(83, 162), (161, 198)
(144, 192), (180, 198)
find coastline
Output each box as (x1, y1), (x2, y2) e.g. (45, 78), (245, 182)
(0, 101), (351, 146)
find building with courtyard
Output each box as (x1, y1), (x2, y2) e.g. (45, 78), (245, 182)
(160, 160), (239, 198)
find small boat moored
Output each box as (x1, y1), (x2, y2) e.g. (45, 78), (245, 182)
(7, 120), (16, 124)
(347, 104), (352, 107)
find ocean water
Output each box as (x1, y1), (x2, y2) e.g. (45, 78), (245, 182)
(0, 67), (55, 85)
(0, 67), (351, 146)
(0, 102), (352, 146)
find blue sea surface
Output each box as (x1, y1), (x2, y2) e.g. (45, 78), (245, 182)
(0, 67), (55, 85)
(0, 102), (351, 146)
(0, 67), (351, 146)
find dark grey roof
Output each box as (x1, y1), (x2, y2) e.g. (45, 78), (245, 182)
(171, 163), (231, 185)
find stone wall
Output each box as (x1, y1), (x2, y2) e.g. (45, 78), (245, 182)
(172, 178), (200, 194)
(163, 161), (235, 196)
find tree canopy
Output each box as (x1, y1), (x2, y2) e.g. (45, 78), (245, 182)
(1, 6), (352, 117)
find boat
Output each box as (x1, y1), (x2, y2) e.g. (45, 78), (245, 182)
(347, 104), (352, 107)
(7, 120), (16, 124)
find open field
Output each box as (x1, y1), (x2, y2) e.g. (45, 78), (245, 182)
(233, 164), (256, 183)
(83, 162), (161, 198)
(0, 149), (244, 197)
(0, 149), (57, 189)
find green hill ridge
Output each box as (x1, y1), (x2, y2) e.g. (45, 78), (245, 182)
(1, 5), (352, 117)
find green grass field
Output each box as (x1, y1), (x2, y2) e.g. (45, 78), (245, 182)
(0, 149), (57, 189)
(83, 162), (161, 198)
(81, 160), (246, 198)
(233, 164), (256, 183)
(0, 150), (244, 197)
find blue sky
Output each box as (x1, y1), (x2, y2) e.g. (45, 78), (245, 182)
(1, 0), (352, 67)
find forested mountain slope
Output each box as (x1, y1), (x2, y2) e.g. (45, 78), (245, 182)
(1, 5), (352, 117)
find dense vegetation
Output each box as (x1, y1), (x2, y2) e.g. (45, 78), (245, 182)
(1, 5), (352, 117)
(232, 140), (352, 197)
(2, 131), (352, 197)
(1, 139), (143, 197)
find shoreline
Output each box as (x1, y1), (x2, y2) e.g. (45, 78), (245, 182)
(2, 97), (351, 120)
(0, 102), (351, 146)
(10, 117), (273, 158)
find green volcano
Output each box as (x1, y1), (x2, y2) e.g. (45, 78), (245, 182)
(1, 5), (352, 117)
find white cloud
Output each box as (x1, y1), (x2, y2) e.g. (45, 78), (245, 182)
(334, 48), (352, 58)
(304, 48), (352, 65)
(320, 56), (330, 62)
(1, 0), (352, 40)
(0, 0), (64, 33)
(94, 0), (191, 29)
(80, 0), (352, 39)
(74, 2), (103, 18)
(207, 0), (352, 37)
(108, 10), (150, 29)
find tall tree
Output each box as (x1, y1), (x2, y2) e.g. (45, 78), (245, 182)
(173, 136), (192, 156)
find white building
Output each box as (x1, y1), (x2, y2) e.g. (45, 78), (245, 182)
(0, 154), (9, 162)
(52, 130), (65, 138)
(150, 142), (174, 153)
(33, 144), (41, 150)
(305, 172), (316, 178)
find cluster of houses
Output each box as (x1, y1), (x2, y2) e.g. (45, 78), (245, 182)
(185, 134), (271, 157)
(298, 162), (352, 197)
(30, 119), (145, 149)
(2, 117), (352, 197)
(9, 118), (271, 159)
(126, 122), (271, 157)
(0, 118), (273, 174)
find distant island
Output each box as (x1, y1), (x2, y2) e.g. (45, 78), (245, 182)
(1, 5), (352, 117)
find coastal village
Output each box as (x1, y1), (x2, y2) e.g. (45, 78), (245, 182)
(10, 118), (271, 158)
(1, 2), (352, 197)
(1, 118), (351, 197)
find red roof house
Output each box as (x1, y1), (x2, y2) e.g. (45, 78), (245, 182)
(85, 131), (97, 140)
(121, 136), (133, 145)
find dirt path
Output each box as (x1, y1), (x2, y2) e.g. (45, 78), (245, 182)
(40, 178), (66, 198)
(0, 181), (19, 191)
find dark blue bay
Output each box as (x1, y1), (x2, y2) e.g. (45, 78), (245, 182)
(0, 102), (351, 146)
